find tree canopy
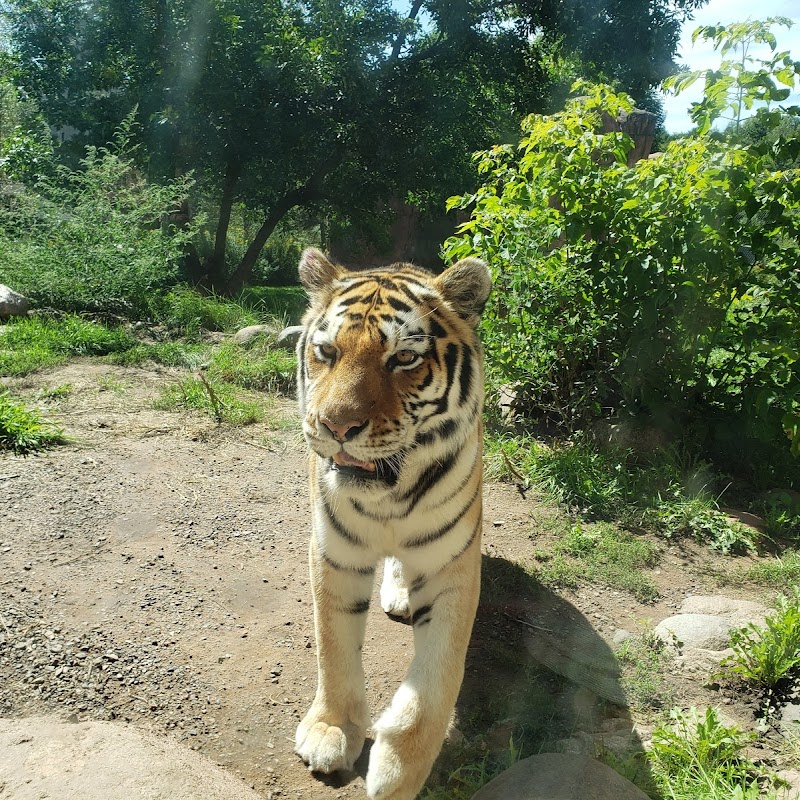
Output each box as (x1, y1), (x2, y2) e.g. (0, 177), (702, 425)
(3, 0), (707, 290)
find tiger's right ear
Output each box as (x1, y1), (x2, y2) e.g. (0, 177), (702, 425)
(299, 248), (342, 294)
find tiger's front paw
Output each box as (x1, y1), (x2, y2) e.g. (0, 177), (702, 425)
(380, 583), (410, 619)
(365, 733), (427, 800)
(295, 708), (366, 774)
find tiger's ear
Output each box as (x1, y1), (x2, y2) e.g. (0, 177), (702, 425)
(434, 257), (492, 325)
(299, 248), (342, 294)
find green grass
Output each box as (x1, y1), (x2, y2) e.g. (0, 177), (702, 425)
(533, 522), (660, 602)
(148, 286), (278, 334)
(616, 629), (676, 712)
(155, 375), (268, 426)
(206, 341), (295, 394)
(238, 285), (307, 325)
(487, 433), (759, 555)
(0, 315), (135, 376)
(731, 552), (800, 590)
(105, 341), (210, 369)
(0, 391), (64, 454)
(649, 707), (778, 800)
(421, 739), (522, 800)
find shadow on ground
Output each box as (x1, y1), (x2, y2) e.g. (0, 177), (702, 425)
(429, 553), (656, 795)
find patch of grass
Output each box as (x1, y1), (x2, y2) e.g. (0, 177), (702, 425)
(616, 629), (676, 713)
(732, 552), (800, 590)
(721, 589), (800, 692)
(206, 341), (295, 394)
(238, 285), (307, 325)
(0, 315), (135, 376)
(148, 287), (264, 335)
(105, 341), (210, 369)
(645, 497), (758, 555)
(0, 391), (64, 454)
(649, 707), (778, 800)
(487, 433), (759, 556)
(533, 522), (660, 602)
(155, 375), (267, 426)
(37, 384), (73, 401)
(421, 738), (522, 800)
(761, 491), (800, 542)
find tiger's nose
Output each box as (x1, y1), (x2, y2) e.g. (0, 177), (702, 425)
(320, 417), (367, 442)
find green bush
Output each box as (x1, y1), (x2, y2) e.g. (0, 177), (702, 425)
(445, 82), (800, 469)
(649, 707), (777, 800)
(722, 589), (800, 691)
(0, 114), (195, 315)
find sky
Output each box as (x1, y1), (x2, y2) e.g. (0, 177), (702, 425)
(661, 0), (800, 132)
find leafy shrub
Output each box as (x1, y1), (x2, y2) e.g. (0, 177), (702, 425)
(645, 498), (758, 555)
(649, 707), (777, 800)
(0, 391), (64, 454)
(0, 114), (195, 315)
(444, 81), (800, 466)
(722, 589), (800, 691)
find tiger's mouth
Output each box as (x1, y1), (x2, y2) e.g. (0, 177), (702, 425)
(328, 451), (403, 484)
(331, 451), (377, 476)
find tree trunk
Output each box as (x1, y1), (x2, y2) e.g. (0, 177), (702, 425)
(224, 183), (317, 295)
(205, 160), (241, 290)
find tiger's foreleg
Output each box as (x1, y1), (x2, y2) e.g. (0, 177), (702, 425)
(366, 526), (481, 800)
(295, 534), (375, 773)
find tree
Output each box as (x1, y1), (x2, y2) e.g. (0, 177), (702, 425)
(4, 0), (708, 291)
(664, 17), (800, 135)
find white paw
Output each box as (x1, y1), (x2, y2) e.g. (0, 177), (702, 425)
(295, 712), (365, 773)
(380, 557), (411, 618)
(380, 584), (410, 618)
(365, 735), (407, 799)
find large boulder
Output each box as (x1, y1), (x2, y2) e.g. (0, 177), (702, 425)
(472, 752), (650, 800)
(0, 285), (31, 318)
(0, 716), (262, 800)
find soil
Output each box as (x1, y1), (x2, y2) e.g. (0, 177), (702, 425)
(0, 361), (781, 799)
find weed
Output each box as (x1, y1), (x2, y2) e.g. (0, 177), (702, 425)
(37, 384), (73, 401)
(721, 589), (800, 692)
(616, 629), (676, 712)
(0, 391), (64, 454)
(646, 497), (758, 555)
(649, 707), (778, 800)
(534, 522), (660, 602)
(156, 376), (266, 426)
(761, 492), (800, 541)
(96, 375), (128, 393)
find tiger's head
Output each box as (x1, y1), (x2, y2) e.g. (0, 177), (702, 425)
(296, 248), (491, 489)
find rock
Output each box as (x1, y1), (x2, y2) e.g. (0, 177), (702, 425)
(612, 628), (633, 646)
(232, 324), (274, 346)
(679, 595), (767, 625)
(777, 769), (800, 799)
(0, 285), (31, 318)
(654, 614), (734, 651)
(472, 752), (651, 800)
(0, 716), (262, 800)
(275, 325), (304, 350)
(780, 702), (800, 736)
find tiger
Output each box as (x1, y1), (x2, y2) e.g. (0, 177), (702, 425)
(292, 248), (491, 800)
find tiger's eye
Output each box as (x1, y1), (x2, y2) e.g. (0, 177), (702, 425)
(395, 349), (418, 365)
(317, 343), (337, 360)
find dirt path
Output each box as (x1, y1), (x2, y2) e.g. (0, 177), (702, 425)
(0, 362), (769, 798)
